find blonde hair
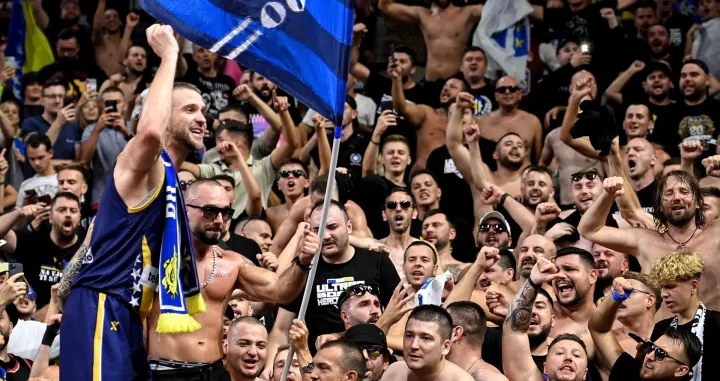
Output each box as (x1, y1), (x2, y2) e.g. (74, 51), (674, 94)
(650, 252), (705, 285)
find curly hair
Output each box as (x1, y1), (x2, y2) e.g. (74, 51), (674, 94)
(650, 252), (705, 285)
(623, 271), (662, 311)
(653, 171), (705, 232)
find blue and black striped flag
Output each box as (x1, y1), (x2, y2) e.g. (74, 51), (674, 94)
(139, 0), (354, 125)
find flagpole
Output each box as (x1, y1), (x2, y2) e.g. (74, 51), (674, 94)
(280, 125), (343, 381)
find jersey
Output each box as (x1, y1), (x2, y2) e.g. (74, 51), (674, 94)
(71, 166), (166, 318)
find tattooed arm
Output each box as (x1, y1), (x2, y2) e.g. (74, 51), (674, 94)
(502, 257), (561, 381)
(57, 221), (94, 310)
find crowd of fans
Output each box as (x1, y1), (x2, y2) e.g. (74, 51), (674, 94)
(0, 0), (717, 380)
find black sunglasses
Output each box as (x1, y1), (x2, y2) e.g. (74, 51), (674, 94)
(179, 180), (194, 191)
(495, 86), (520, 94)
(363, 345), (386, 359)
(187, 204), (234, 222)
(571, 172), (600, 183)
(336, 284), (380, 309)
(479, 223), (507, 233)
(278, 169), (306, 179)
(385, 200), (413, 210)
(640, 341), (689, 366)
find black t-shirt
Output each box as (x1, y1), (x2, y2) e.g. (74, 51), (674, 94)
(281, 247), (401, 353)
(608, 352), (642, 381)
(651, 310), (720, 381)
(653, 98), (720, 160)
(183, 71), (237, 120)
(1, 353), (32, 381)
(425, 146), (475, 228)
(311, 131), (370, 179)
(9, 229), (84, 307)
(363, 73), (425, 162)
(663, 12), (695, 56)
(636, 180), (658, 213)
(468, 85), (497, 118)
(336, 173), (406, 238)
(219, 233), (262, 267)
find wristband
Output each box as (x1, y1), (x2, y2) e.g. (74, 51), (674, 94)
(527, 277), (541, 289)
(42, 322), (60, 346)
(370, 139), (380, 145)
(500, 193), (510, 206)
(293, 256), (311, 271)
(612, 288), (633, 302)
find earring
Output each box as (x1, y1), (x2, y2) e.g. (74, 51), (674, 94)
(543, 373), (548, 381)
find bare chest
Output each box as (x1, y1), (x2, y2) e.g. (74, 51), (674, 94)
(551, 317), (595, 359)
(198, 258), (238, 301)
(420, 10), (472, 43)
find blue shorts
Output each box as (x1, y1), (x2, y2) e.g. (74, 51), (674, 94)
(60, 287), (151, 381)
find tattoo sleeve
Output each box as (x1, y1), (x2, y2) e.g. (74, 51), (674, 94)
(505, 279), (539, 332)
(57, 244), (88, 310)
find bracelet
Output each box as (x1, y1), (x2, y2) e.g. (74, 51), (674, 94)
(293, 256), (312, 271)
(612, 289), (633, 302)
(42, 322), (60, 346)
(527, 277), (540, 289)
(500, 193), (510, 206)
(370, 139), (380, 145)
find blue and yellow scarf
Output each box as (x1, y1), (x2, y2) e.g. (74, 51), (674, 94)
(156, 150), (206, 333)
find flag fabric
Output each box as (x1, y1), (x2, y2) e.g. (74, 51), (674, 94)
(471, 0), (532, 81)
(139, 0), (354, 125)
(5, 0), (55, 100)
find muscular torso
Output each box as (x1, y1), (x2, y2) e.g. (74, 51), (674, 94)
(478, 110), (541, 164)
(418, 6), (479, 80)
(550, 313), (596, 361)
(546, 130), (603, 205)
(147, 247), (244, 363)
(415, 110), (448, 172)
(96, 35), (124, 76)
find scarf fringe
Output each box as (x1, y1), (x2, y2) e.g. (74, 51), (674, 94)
(156, 313), (202, 333)
(186, 293), (206, 316)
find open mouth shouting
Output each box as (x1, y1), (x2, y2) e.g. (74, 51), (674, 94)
(556, 279), (575, 298)
(241, 357), (260, 373)
(190, 125), (205, 141)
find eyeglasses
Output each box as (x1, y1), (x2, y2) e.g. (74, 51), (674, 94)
(571, 172), (600, 183)
(479, 223), (507, 233)
(179, 180), (194, 191)
(186, 204), (234, 221)
(385, 200), (413, 210)
(336, 284), (380, 309)
(278, 169), (306, 179)
(495, 86), (520, 94)
(363, 345), (386, 359)
(639, 341), (689, 366)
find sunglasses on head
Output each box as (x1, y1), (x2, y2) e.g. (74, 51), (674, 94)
(385, 200), (413, 210)
(495, 86), (520, 94)
(571, 172), (600, 183)
(187, 204), (235, 221)
(639, 341), (689, 366)
(278, 169), (306, 179)
(336, 284), (380, 309)
(179, 180), (194, 190)
(479, 223), (506, 233)
(363, 345), (386, 359)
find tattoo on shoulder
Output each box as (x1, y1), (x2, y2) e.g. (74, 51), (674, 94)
(470, 372), (487, 381)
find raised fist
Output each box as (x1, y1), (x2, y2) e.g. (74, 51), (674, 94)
(603, 176), (624, 198)
(146, 24), (179, 59)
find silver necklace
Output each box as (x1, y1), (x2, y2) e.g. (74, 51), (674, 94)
(201, 246), (217, 288)
(465, 357), (481, 373)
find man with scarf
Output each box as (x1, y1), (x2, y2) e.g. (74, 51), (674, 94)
(649, 252), (720, 381)
(57, 25), (212, 380)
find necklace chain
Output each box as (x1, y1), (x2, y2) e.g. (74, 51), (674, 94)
(666, 226), (698, 249)
(201, 247), (217, 288)
(466, 357), (481, 373)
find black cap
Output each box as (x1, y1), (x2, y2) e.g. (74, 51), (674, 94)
(644, 61), (672, 78)
(4, 303), (19, 327)
(345, 324), (388, 350)
(683, 59), (710, 74)
(556, 38), (578, 55)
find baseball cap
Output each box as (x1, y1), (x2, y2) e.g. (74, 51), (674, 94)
(26, 286), (37, 301)
(644, 61), (672, 79)
(479, 211), (511, 237)
(683, 59), (710, 75)
(345, 324), (389, 351)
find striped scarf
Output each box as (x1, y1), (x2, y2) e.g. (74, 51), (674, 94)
(671, 302), (706, 381)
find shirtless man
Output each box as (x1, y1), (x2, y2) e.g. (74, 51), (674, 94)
(422, 209), (469, 280)
(92, 0), (124, 76)
(381, 305), (475, 381)
(449, 93), (525, 197)
(146, 180), (317, 379)
(390, 63), (467, 172)
(503, 257), (590, 381)
(265, 159), (309, 232)
(446, 302), (508, 381)
(224, 317), (268, 381)
(476, 77), (543, 164)
(578, 167), (720, 310)
(410, 170), (441, 221)
(380, 189), (419, 278)
(378, 0), (483, 82)
(101, 43), (147, 105)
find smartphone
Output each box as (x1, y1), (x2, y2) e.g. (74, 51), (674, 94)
(85, 78), (97, 98)
(580, 43), (590, 54)
(8, 263), (29, 288)
(105, 99), (118, 113)
(24, 189), (37, 198)
(390, 44), (397, 68)
(4, 56), (16, 70)
(38, 194), (52, 205)
(63, 96), (74, 107)
(379, 100), (394, 113)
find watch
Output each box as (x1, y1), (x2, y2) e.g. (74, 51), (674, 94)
(301, 362), (314, 374)
(293, 256), (312, 271)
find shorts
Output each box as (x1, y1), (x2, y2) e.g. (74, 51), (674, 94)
(60, 287), (151, 381)
(150, 358), (230, 381)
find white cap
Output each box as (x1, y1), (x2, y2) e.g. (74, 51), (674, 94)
(479, 211), (511, 236)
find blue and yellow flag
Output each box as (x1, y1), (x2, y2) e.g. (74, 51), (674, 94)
(139, 0), (354, 125)
(5, 0), (55, 100)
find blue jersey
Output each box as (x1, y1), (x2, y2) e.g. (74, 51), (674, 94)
(72, 168), (166, 319)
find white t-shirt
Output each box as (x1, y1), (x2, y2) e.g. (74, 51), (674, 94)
(9, 319), (60, 360)
(15, 174), (58, 209)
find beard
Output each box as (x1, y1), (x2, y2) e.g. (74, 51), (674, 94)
(434, 237), (450, 251)
(557, 286), (586, 307)
(499, 154), (523, 171)
(433, 0), (451, 8)
(0, 329), (9, 351)
(255, 86), (273, 102)
(663, 206), (696, 227)
(528, 324), (552, 348)
(195, 228), (223, 245)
